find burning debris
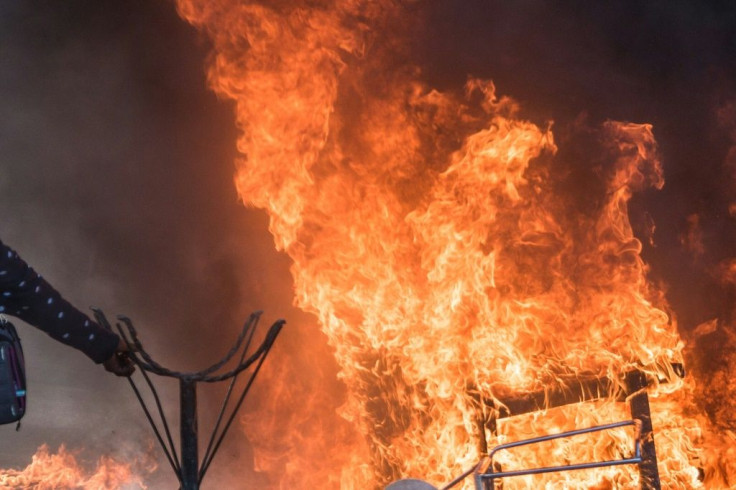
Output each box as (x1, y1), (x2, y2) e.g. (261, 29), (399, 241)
(2, 0), (734, 488)
(173, 1), (733, 488)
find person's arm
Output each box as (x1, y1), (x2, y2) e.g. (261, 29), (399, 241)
(0, 239), (133, 375)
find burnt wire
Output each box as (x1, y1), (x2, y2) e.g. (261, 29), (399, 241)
(92, 309), (182, 480)
(198, 319), (256, 480)
(198, 332), (277, 482)
(115, 311), (272, 381)
(95, 310), (182, 473)
(126, 368), (183, 481)
(122, 330), (183, 474)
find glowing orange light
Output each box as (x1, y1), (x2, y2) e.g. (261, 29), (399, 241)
(174, 1), (733, 488)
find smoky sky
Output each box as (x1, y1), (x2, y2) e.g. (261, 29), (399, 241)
(415, 0), (736, 331)
(0, 0), (306, 485)
(1, 0), (735, 486)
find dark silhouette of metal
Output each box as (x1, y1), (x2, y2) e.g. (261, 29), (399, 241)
(93, 309), (284, 490)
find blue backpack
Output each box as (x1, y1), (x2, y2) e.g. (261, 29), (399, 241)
(0, 319), (25, 429)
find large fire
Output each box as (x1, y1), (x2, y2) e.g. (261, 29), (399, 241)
(173, 1), (735, 489)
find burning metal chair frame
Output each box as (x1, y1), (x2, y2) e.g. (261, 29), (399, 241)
(389, 364), (685, 490)
(93, 309), (284, 490)
(466, 364), (685, 490)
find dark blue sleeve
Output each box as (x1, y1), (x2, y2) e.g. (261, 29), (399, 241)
(0, 239), (119, 364)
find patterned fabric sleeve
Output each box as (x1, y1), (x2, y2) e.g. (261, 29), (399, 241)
(0, 239), (119, 364)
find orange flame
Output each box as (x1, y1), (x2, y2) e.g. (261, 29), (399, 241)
(0, 444), (150, 489)
(176, 1), (734, 488)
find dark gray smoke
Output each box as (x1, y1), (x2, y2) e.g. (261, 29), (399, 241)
(1, 0), (734, 486)
(0, 0), (306, 485)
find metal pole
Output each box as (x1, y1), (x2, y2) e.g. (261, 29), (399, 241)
(180, 379), (199, 490)
(630, 391), (660, 490)
(626, 371), (660, 490)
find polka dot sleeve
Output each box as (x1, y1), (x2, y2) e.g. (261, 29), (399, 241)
(0, 239), (120, 364)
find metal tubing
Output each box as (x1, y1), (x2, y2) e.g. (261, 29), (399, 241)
(126, 376), (181, 482)
(138, 359), (182, 473)
(198, 320), (257, 480)
(488, 420), (637, 456)
(478, 456), (643, 485)
(180, 379), (199, 490)
(475, 421), (642, 489)
(198, 339), (275, 482)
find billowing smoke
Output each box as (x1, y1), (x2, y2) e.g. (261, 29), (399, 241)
(0, 0), (304, 486)
(2, 0), (735, 488)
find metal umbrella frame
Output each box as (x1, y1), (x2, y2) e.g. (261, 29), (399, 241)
(93, 309), (284, 490)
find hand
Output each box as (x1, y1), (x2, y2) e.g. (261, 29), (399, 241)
(103, 338), (136, 377)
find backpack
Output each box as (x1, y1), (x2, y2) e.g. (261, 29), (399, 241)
(0, 318), (25, 429)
